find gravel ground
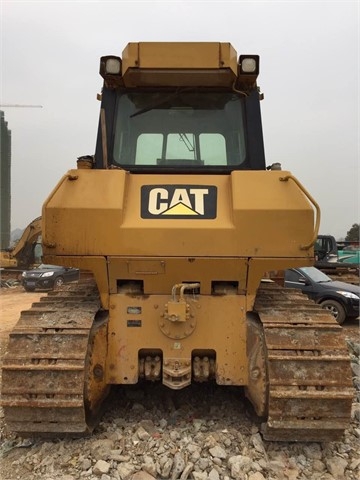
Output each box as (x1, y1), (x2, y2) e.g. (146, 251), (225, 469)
(0, 287), (359, 480)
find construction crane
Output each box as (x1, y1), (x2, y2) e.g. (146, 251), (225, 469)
(0, 104), (43, 108)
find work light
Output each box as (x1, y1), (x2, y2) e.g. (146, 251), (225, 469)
(239, 55), (259, 75)
(100, 56), (122, 77)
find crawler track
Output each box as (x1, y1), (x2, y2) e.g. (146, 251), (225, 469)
(1, 278), (109, 437)
(254, 284), (354, 442)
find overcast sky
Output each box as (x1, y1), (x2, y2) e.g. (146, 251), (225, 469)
(1, 0), (358, 239)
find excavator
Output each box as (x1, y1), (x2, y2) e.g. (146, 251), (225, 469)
(314, 234), (359, 284)
(1, 42), (353, 441)
(0, 216), (42, 270)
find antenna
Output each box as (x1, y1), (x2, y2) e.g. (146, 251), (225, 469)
(0, 104), (43, 108)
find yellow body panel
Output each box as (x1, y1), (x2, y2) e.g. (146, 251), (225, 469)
(107, 294), (247, 386)
(43, 169), (314, 260)
(122, 42), (237, 71)
(106, 257), (248, 295)
(121, 42), (238, 87)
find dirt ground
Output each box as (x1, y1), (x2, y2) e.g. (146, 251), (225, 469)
(0, 287), (43, 340)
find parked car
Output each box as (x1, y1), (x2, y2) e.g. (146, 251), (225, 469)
(21, 264), (79, 291)
(284, 266), (359, 325)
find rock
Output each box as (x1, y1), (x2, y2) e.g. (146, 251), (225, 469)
(170, 430), (180, 441)
(91, 439), (114, 461)
(250, 433), (267, 459)
(267, 459), (287, 476)
(81, 458), (92, 471)
(131, 403), (146, 412)
(160, 457), (173, 477)
(130, 472), (157, 480)
(326, 457), (348, 478)
(351, 361), (360, 377)
(228, 455), (252, 477)
(209, 445), (227, 459)
(193, 419), (203, 432)
(138, 419), (156, 434)
(350, 458), (360, 470)
(352, 403), (360, 421)
(141, 455), (156, 477)
(117, 462), (137, 480)
(192, 473), (208, 480)
(212, 457), (222, 466)
(93, 459), (111, 476)
(303, 443), (322, 460)
(347, 340), (360, 356)
(204, 434), (218, 448)
(198, 457), (210, 470)
(111, 454), (131, 462)
(208, 468), (220, 480)
(180, 462), (194, 480)
(284, 466), (300, 480)
(171, 451), (186, 479)
(159, 418), (168, 429)
(190, 449), (201, 463)
(186, 443), (200, 454)
(248, 473), (266, 480)
(136, 426), (151, 441)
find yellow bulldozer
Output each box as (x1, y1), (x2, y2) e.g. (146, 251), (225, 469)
(1, 42), (353, 441)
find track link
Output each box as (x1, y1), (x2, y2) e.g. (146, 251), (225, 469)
(1, 279), (108, 437)
(254, 284), (354, 442)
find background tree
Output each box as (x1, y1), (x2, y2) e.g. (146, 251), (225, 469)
(345, 223), (359, 242)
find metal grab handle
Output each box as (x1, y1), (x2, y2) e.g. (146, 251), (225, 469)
(279, 175), (321, 250)
(171, 283), (200, 301)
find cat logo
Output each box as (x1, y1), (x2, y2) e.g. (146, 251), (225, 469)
(141, 185), (217, 219)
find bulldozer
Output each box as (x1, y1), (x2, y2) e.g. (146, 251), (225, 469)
(1, 42), (353, 441)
